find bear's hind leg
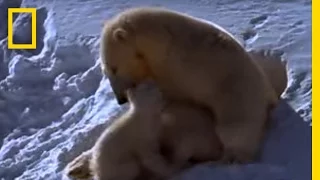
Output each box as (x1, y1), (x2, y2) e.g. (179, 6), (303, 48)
(213, 97), (268, 164)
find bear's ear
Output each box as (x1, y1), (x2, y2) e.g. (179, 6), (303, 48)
(113, 28), (127, 42)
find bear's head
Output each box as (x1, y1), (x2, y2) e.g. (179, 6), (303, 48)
(100, 19), (151, 105)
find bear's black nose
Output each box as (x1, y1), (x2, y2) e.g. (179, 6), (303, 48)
(116, 96), (128, 105)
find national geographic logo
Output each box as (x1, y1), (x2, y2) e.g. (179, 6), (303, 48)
(7, 8), (37, 49)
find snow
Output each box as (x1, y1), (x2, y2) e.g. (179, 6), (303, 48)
(0, 0), (311, 179)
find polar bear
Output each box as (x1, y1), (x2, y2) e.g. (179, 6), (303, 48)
(100, 7), (278, 163)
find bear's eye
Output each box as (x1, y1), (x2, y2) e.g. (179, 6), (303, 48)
(110, 66), (118, 75)
(135, 51), (145, 60)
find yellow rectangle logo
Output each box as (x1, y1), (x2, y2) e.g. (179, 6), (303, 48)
(7, 8), (37, 49)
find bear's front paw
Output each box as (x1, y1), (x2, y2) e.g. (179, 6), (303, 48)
(219, 147), (256, 164)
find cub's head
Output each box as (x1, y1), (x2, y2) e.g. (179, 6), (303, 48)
(126, 80), (166, 111)
(100, 17), (151, 105)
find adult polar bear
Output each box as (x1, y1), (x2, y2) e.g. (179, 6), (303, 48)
(100, 7), (278, 163)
